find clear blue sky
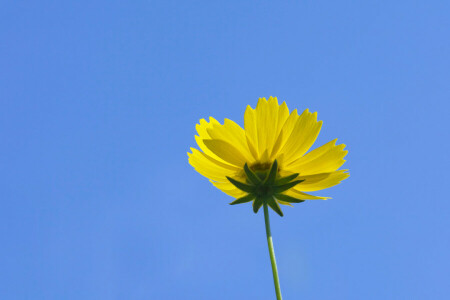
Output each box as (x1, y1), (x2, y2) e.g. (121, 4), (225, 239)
(1, 1), (449, 299)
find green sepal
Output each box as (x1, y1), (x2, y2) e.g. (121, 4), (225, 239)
(226, 177), (256, 193)
(244, 163), (261, 185)
(275, 173), (299, 185)
(229, 194), (255, 205)
(264, 160), (278, 185)
(267, 197), (284, 217)
(273, 179), (304, 193)
(274, 193), (305, 204)
(253, 197), (263, 213)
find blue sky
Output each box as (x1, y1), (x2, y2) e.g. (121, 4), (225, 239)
(1, 1), (449, 299)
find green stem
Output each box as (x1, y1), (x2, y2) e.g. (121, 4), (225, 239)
(263, 202), (283, 300)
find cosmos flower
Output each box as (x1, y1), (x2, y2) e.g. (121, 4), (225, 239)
(188, 97), (349, 216)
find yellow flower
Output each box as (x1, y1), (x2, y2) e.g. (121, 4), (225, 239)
(188, 97), (349, 216)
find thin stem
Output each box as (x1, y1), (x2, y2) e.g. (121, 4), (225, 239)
(263, 202), (283, 300)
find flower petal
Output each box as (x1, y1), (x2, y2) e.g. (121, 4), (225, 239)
(255, 98), (271, 157)
(271, 109), (299, 159)
(280, 109), (323, 165)
(264, 97), (280, 156)
(244, 105), (259, 158)
(195, 118), (235, 167)
(188, 148), (237, 181)
(296, 170), (349, 192)
(286, 189), (330, 200)
(206, 118), (254, 163)
(278, 201), (294, 207)
(203, 139), (247, 167)
(210, 181), (246, 197)
(275, 101), (290, 140)
(269, 100), (290, 159)
(247, 97), (291, 161)
(286, 139), (348, 175)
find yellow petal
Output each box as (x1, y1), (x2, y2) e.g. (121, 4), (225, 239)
(258, 149), (270, 164)
(206, 118), (254, 163)
(195, 118), (218, 138)
(210, 180), (246, 197)
(195, 118), (235, 167)
(280, 109), (322, 164)
(255, 98), (270, 156)
(270, 130), (284, 160)
(285, 189), (330, 200)
(275, 101), (290, 137)
(264, 97), (280, 155)
(269, 100), (290, 159)
(296, 170), (349, 192)
(191, 147), (239, 172)
(271, 109), (299, 159)
(256, 97), (290, 158)
(244, 105), (259, 158)
(203, 139), (247, 167)
(286, 139), (348, 175)
(278, 201), (294, 207)
(246, 134), (258, 160)
(188, 148), (238, 181)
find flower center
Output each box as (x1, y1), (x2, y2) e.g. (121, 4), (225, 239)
(255, 185), (273, 197)
(250, 162), (272, 172)
(249, 162), (275, 181)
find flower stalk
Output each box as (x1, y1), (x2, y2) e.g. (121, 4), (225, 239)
(264, 201), (283, 300)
